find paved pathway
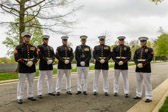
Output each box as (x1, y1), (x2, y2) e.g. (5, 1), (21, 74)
(0, 63), (168, 112)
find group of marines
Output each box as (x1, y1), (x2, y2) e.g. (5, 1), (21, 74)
(14, 32), (154, 104)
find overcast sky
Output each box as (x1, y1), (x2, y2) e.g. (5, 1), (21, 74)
(0, 0), (168, 57)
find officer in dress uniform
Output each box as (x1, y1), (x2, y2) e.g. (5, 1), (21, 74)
(93, 36), (111, 96)
(55, 36), (74, 96)
(111, 36), (131, 98)
(37, 35), (55, 99)
(133, 37), (154, 103)
(14, 32), (39, 104)
(75, 35), (91, 95)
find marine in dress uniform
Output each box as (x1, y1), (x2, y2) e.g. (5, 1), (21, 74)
(14, 32), (39, 104)
(37, 35), (55, 99)
(133, 37), (154, 103)
(75, 35), (91, 95)
(93, 36), (111, 96)
(55, 36), (74, 96)
(111, 36), (131, 98)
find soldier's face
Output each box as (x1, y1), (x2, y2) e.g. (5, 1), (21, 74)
(24, 36), (31, 42)
(99, 40), (105, 45)
(140, 41), (147, 47)
(118, 40), (124, 45)
(62, 40), (67, 45)
(43, 39), (48, 44)
(81, 39), (86, 45)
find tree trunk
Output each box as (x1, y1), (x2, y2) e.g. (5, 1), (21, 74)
(16, 0), (25, 72)
(19, 0), (25, 44)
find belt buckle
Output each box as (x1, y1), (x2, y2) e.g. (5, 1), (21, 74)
(120, 56), (122, 59)
(100, 57), (105, 59)
(81, 54), (85, 58)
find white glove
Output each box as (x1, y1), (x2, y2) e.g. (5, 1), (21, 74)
(137, 63), (143, 68)
(100, 59), (105, 64)
(118, 61), (123, 66)
(64, 60), (70, 64)
(80, 61), (85, 66)
(47, 60), (53, 65)
(26, 61), (33, 67)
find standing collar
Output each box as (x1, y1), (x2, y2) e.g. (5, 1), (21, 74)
(141, 46), (147, 48)
(43, 43), (48, 46)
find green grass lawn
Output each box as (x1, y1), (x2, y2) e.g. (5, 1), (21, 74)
(0, 61), (162, 81)
(159, 97), (168, 112)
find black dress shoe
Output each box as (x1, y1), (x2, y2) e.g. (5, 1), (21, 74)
(66, 91), (72, 95)
(38, 95), (43, 99)
(56, 92), (60, 96)
(76, 91), (81, 95)
(48, 93), (55, 96)
(93, 92), (97, 95)
(125, 94), (129, 98)
(28, 97), (36, 101)
(17, 99), (23, 104)
(83, 91), (87, 95)
(145, 99), (152, 103)
(133, 96), (141, 99)
(105, 92), (109, 96)
(114, 93), (118, 96)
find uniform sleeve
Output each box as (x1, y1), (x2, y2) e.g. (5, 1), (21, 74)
(93, 46), (100, 62)
(33, 47), (39, 64)
(14, 45), (27, 65)
(51, 47), (55, 62)
(84, 47), (91, 62)
(124, 47), (131, 63)
(105, 46), (111, 62)
(40, 46), (48, 62)
(143, 48), (154, 66)
(55, 47), (64, 62)
(111, 47), (118, 64)
(133, 50), (138, 65)
(37, 45), (47, 62)
(37, 45), (41, 58)
(75, 46), (81, 62)
(70, 48), (74, 62)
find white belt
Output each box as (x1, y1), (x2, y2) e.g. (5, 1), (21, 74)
(46, 57), (52, 60)
(116, 57), (127, 59)
(99, 57), (106, 59)
(138, 59), (146, 62)
(23, 58), (34, 61)
(63, 57), (70, 60)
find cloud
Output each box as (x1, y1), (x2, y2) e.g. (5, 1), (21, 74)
(1, 0), (168, 57)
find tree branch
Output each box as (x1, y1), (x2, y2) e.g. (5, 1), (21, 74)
(25, 7), (41, 24)
(0, 5), (19, 17)
(24, 0), (45, 11)
(15, 0), (20, 4)
(0, 4), (19, 13)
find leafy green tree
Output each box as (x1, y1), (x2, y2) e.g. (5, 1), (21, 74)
(3, 16), (43, 56)
(156, 33), (168, 57)
(150, 0), (164, 4)
(0, 57), (16, 64)
(0, 0), (81, 45)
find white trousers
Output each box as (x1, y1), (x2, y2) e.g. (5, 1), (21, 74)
(113, 69), (129, 94)
(37, 70), (53, 95)
(17, 73), (35, 99)
(56, 69), (71, 92)
(136, 72), (152, 100)
(93, 70), (109, 93)
(77, 67), (89, 92)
